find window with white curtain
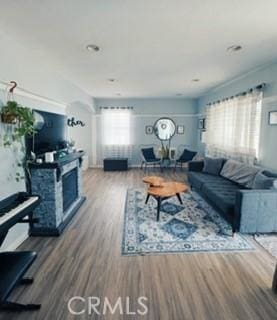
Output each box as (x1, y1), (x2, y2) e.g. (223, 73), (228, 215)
(101, 109), (133, 159)
(102, 110), (131, 145)
(205, 90), (263, 164)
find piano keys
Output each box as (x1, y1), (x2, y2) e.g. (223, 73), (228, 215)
(0, 192), (40, 245)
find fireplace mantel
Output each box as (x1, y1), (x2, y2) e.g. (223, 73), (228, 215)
(28, 151), (85, 169)
(29, 152), (86, 236)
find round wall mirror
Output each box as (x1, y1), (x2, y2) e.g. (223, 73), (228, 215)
(153, 117), (176, 141)
(33, 111), (45, 130)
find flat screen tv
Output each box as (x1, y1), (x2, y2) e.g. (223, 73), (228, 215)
(26, 110), (68, 156)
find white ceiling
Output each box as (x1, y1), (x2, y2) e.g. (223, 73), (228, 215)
(1, 0), (277, 98)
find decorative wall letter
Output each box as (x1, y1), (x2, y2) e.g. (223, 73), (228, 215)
(67, 117), (85, 127)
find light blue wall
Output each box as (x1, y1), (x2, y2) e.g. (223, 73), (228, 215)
(95, 97), (197, 114)
(94, 98), (199, 166)
(67, 103), (93, 166)
(197, 62), (277, 171)
(0, 33), (94, 250)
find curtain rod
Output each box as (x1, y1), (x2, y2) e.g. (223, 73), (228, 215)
(206, 83), (266, 106)
(99, 106), (133, 110)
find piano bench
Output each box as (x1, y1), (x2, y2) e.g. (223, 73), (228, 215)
(0, 251), (41, 311)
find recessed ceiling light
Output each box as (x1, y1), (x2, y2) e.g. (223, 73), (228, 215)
(86, 44), (100, 52)
(227, 45), (242, 52)
(192, 79), (200, 82)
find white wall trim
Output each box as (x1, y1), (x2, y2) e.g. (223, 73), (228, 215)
(263, 95), (277, 105)
(95, 113), (200, 118)
(0, 80), (67, 110)
(133, 113), (198, 118)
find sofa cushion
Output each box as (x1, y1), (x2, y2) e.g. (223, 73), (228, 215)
(188, 172), (231, 190)
(253, 172), (277, 190)
(188, 160), (204, 172)
(203, 157), (225, 175)
(220, 159), (261, 188)
(201, 182), (241, 217)
(262, 170), (277, 179)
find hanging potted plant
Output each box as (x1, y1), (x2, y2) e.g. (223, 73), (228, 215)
(1, 100), (36, 139)
(14, 105), (36, 139)
(1, 100), (36, 183)
(1, 100), (19, 124)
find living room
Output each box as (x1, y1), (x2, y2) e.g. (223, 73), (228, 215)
(0, 1), (276, 319)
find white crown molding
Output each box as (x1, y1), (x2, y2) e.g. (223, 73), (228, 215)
(199, 61), (274, 99)
(132, 113), (197, 118)
(0, 80), (67, 109)
(263, 95), (277, 105)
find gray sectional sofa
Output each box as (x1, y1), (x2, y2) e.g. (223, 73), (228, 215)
(188, 160), (277, 234)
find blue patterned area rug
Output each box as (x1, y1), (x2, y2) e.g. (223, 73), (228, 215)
(122, 189), (254, 256)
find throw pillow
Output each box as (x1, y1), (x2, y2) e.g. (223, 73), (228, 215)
(262, 170), (277, 178)
(179, 149), (197, 162)
(141, 147), (156, 160)
(203, 157), (225, 175)
(220, 159), (261, 188)
(253, 172), (277, 190)
(192, 153), (204, 161)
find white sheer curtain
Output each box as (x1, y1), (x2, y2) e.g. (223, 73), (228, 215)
(101, 108), (133, 159)
(205, 90), (263, 164)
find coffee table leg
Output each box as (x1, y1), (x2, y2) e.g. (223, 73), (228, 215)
(145, 193), (150, 204)
(176, 193), (183, 205)
(273, 264), (277, 294)
(157, 197), (161, 221)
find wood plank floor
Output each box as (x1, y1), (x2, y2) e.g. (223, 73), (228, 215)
(1, 169), (276, 320)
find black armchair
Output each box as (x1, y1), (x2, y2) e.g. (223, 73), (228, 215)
(174, 148), (197, 172)
(140, 146), (162, 173)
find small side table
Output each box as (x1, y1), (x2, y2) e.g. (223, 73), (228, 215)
(161, 158), (172, 169)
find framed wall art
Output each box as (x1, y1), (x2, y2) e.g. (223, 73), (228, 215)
(198, 118), (206, 130)
(269, 111), (277, 125)
(177, 125), (184, 134)
(145, 125), (153, 134)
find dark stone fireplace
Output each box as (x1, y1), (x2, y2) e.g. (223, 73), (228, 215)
(29, 152), (86, 236)
(62, 168), (78, 212)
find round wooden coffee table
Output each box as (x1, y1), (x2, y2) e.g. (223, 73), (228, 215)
(142, 176), (164, 187)
(144, 178), (189, 221)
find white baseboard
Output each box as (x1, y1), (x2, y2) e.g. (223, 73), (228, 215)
(89, 165), (177, 169)
(91, 164), (141, 169)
